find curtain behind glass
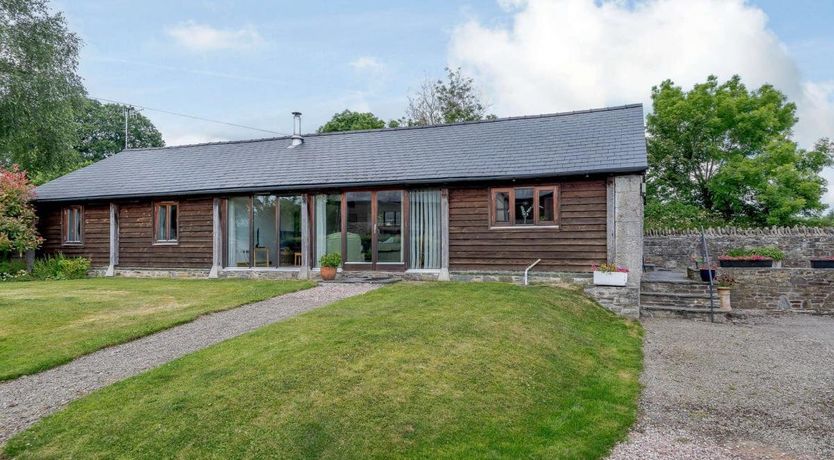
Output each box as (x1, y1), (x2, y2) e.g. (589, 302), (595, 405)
(409, 190), (441, 269)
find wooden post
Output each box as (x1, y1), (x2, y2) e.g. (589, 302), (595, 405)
(299, 194), (310, 279)
(439, 188), (450, 281)
(209, 198), (221, 278)
(105, 203), (118, 277)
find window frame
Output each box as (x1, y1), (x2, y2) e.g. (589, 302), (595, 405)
(62, 205), (84, 246)
(489, 185), (560, 229)
(153, 201), (179, 245)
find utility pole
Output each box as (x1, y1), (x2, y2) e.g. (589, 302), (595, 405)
(124, 105), (135, 150)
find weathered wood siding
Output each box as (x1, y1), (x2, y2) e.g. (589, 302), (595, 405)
(118, 198), (213, 268)
(38, 203), (110, 267)
(449, 180), (607, 272)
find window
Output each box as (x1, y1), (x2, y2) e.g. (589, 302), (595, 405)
(63, 206), (83, 244)
(154, 202), (178, 243)
(225, 195), (304, 268)
(490, 186), (560, 227)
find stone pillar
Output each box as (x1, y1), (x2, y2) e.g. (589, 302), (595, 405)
(299, 194), (310, 280)
(209, 198), (221, 279)
(438, 188), (450, 281)
(612, 174), (644, 288)
(105, 203), (118, 277)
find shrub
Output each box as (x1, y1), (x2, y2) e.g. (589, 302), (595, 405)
(0, 258), (29, 281)
(0, 166), (43, 254)
(32, 254), (91, 280)
(319, 253), (342, 268)
(716, 272), (736, 288)
(725, 246), (784, 261)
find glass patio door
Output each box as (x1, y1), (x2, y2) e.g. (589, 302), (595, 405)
(343, 190), (404, 270)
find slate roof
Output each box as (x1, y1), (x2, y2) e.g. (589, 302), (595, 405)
(34, 104), (647, 202)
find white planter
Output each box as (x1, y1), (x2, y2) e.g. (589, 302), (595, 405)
(593, 271), (628, 287)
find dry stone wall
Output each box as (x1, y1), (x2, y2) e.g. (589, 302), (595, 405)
(644, 227), (834, 269)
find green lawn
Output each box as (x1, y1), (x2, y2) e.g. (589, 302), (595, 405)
(5, 282), (643, 459)
(0, 278), (314, 381)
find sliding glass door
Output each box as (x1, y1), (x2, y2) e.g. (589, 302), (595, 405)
(225, 195), (302, 268)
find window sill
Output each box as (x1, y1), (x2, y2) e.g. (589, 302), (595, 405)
(489, 225), (561, 231)
(62, 242), (84, 247)
(153, 241), (179, 246)
(223, 267), (301, 272)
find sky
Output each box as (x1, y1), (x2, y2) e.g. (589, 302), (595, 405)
(55, 0), (834, 206)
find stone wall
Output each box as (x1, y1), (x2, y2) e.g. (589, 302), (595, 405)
(645, 227), (834, 269)
(724, 268), (834, 313)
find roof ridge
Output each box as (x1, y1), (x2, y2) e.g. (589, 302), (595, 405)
(131, 103), (644, 151)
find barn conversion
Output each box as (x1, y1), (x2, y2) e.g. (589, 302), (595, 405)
(34, 104), (647, 314)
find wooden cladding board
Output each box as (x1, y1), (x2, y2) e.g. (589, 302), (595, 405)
(38, 203), (111, 267)
(118, 198), (213, 268)
(449, 180), (608, 272)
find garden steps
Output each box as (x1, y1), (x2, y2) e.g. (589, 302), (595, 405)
(640, 270), (720, 318)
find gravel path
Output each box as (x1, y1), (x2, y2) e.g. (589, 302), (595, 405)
(0, 282), (378, 444)
(609, 315), (834, 460)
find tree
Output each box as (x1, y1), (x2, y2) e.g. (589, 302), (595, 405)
(75, 99), (164, 161)
(317, 110), (386, 133)
(0, 0), (86, 179)
(646, 75), (834, 228)
(400, 67), (494, 126)
(0, 166), (42, 255)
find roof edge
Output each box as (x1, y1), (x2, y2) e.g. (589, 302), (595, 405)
(33, 166), (647, 203)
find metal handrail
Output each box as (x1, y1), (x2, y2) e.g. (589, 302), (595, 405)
(700, 228), (716, 323)
(523, 259), (542, 286)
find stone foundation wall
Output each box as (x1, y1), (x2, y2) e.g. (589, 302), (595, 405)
(645, 227), (834, 269)
(724, 268), (834, 313)
(451, 271), (639, 319)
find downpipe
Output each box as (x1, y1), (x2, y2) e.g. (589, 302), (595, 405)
(523, 259), (542, 286)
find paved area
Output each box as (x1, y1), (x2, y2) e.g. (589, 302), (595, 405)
(609, 315), (834, 460)
(0, 283), (378, 444)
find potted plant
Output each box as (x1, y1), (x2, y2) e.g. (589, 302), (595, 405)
(691, 257), (716, 283)
(318, 253), (341, 281)
(719, 247), (783, 268)
(810, 256), (834, 269)
(592, 263), (628, 286)
(716, 272), (735, 311)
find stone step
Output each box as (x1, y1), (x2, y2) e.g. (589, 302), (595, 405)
(641, 305), (734, 322)
(640, 292), (718, 309)
(641, 281), (714, 296)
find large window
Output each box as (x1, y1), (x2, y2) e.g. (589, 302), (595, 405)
(225, 195), (302, 268)
(409, 190), (441, 269)
(63, 206), (83, 244)
(490, 186), (560, 227)
(154, 202), (178, 243)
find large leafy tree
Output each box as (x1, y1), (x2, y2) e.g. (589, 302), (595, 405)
(399, 67), (495, 126)
(317, 110), (386, 133)
(0, 0), (86, 179)
(75, 99), (164, 161)
(646, 75), (833, 228)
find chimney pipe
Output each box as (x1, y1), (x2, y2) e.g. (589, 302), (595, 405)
(288, 112), (303, 148)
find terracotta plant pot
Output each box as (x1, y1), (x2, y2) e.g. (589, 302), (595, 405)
(320, 266), (337, 281)
(717, 287), (732, 311)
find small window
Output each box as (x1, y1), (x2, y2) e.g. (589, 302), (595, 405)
(155, 202), (178, 243)
(63, 206), (83, 244)
(491, 186), (560, 228)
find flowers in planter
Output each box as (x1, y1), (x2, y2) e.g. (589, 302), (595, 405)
(716, 272), (736, 288)
(592, 263), (628, 286)
(719, 247), (783, 268)
(592, 263), (629, 273)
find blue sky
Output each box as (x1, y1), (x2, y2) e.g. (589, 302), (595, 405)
(56, 0), (834, 204)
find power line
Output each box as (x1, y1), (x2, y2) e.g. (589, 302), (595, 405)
(90, 96), (289, 136)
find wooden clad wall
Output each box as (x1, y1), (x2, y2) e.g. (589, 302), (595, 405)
(118, 198), (213, 268)
(38, 204), (110, 267)
(448, 180), (608, 272)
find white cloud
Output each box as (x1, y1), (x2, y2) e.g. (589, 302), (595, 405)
(450, 0), (834, 205)
(350, 56), (385, 73)
(166, 21), (263, 52)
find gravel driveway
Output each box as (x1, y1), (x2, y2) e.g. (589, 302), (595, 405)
(0, 282), (378, 445)
(609, 315), (834, 460)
